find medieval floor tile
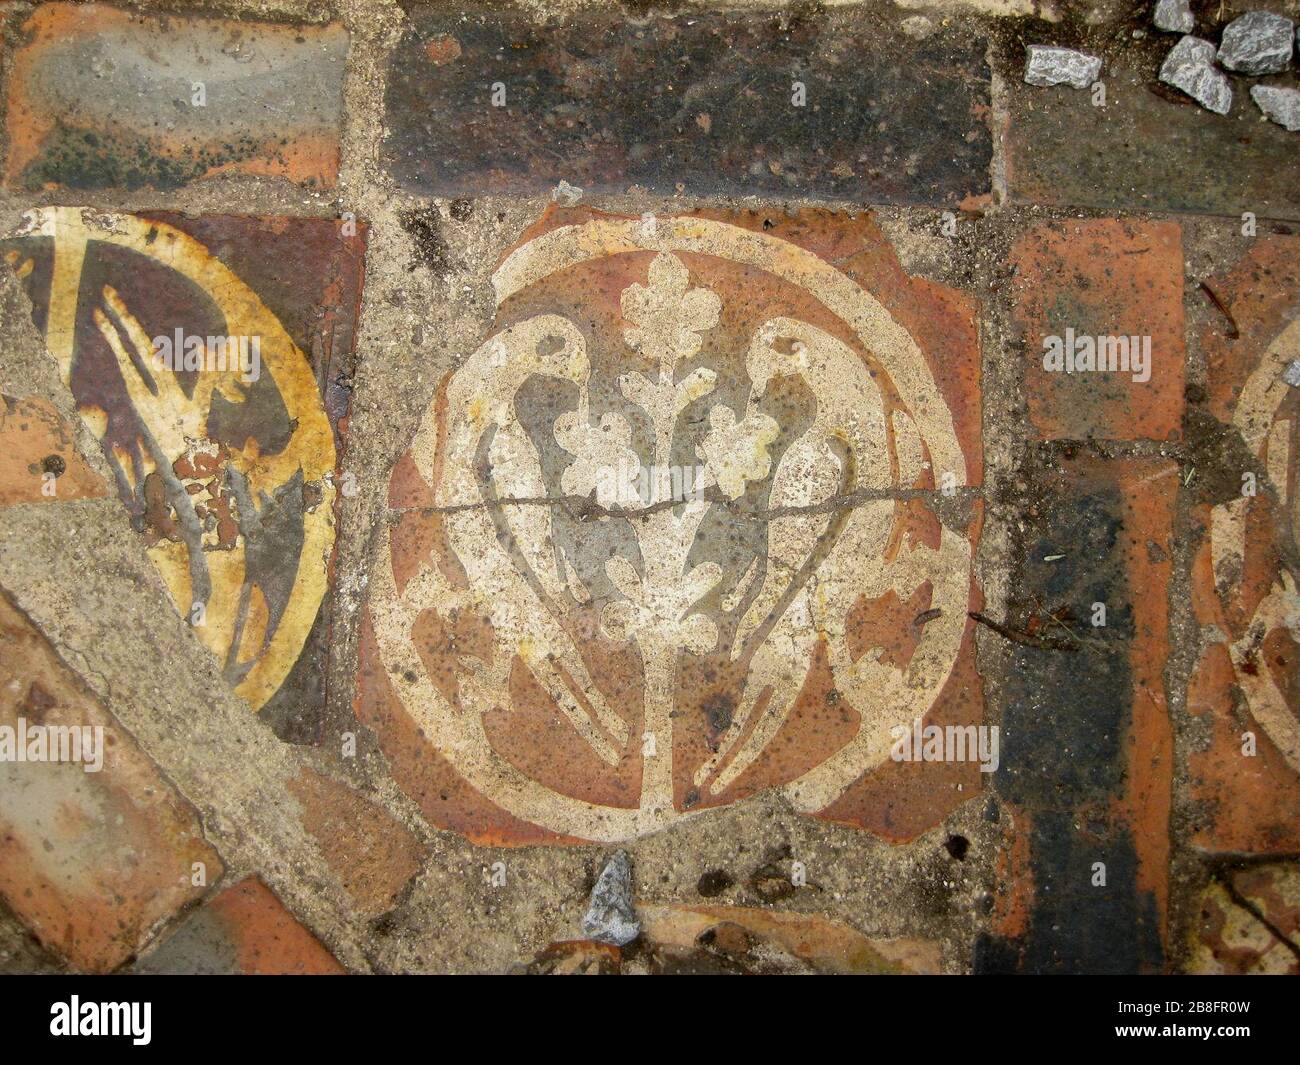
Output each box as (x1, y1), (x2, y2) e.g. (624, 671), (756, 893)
(1010, 217), (1186, 442)
(1, 208), (367, 742)
(135, 877), (345, 975)
(1187, 236), (1300, 854)
(358, 206), (985, 846)
(3, 4), (347, 191)
(0, 589), (221, 973)
(383, 7), (992, 205)
(978, 453), (1176, 974)
(288, 768), (426, 916)
(1187, 865), (1300, 975)
(999, 39), (1300, 219)
(0, 394), (106, 505)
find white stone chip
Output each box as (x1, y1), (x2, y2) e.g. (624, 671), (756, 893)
(581, 850), (640, 946)
(1160, 35), (1233, 114)
(1218, 11), (1294, 75)
(1153, 0), (1195, 34)
(1024, 45), (1103, 89)
(1252, 85), (1300, 131)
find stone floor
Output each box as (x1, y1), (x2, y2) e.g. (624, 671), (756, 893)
(0, 0), (1298, 976)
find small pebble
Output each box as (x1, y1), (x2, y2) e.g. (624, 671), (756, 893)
(1153, 0), (1194, 34)
(1159, 35), (1233, 114)
(1218, 11), (1294, 75)
(1024, 44), (1103, 89)
(1252, 85), (1300, 131)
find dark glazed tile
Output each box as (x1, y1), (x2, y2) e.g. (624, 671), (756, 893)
(384, 5), (992, 206)
(1, 210), (368, 742)
(1001, 37), (1300, 219)
(978, 453), (1175, 975)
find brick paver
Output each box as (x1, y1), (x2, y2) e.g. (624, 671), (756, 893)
(0, 590), (221, 972)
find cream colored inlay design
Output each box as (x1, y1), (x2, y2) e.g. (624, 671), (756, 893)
(1210, 311), (1300, 774)
(371, 215), (972, 841)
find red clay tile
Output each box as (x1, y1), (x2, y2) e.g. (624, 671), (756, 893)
(138, 877), (345, 975)
(358, 206), (984, 844)
(0, 394), (106, 506)
(1188, 237), (1300, 854)
(980, 454), (1176, 974)
(1011, 218), (1186, 442)
(0, 590), (221, 972)
(288, 768), (425, 915)
(4, 4), (346, 191)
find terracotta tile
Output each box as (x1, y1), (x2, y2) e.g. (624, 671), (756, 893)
(136, 877), (345, 975)
(0, 589), (221, 972)
(4, 4), (347, 190)
(288, 768), (425, 915)
(0, 394), (106, 505)
(1187, 865), (1300, 975)
(358, 206), (984, 844)
(384, 7), (991, 205)
(2, 208), (367, 741)
(979, 454), (1176, 974)
(1011, 218), (1186, 442)
(1188, 237), (1300, 853)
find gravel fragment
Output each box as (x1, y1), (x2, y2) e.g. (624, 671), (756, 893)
(1218, 12), (1294, 75)
(1160, 35), (1233, 114)
(1284, 359), (1300, 387)
(1153, 0), (1194, 34)
(581, 850), (640, 946)
(1251, 85), (1300, 130)
(1024, 45), (1103, 89)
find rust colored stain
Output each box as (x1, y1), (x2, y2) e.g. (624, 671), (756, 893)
(287, 769), (426, 916)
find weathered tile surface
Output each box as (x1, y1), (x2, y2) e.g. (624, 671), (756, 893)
(0, 590), (221, 972)
(1011, 218), (1186, 442)
(1001, 38), (1300, 219)
(1188, 864), (1300, 974)
(1188, 236), (1300, 854)
(0, 393), (106, 505)
(136, 877), (345, 975)
(358, 206), (984, 845)
(2, 208), (367, 742)
(288, 768), (426, 915)
(384, 6), (992, 206)
(524, 904), (943, 974)
(3, 4), (347, 191)
(978, 454), (1176, 974)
